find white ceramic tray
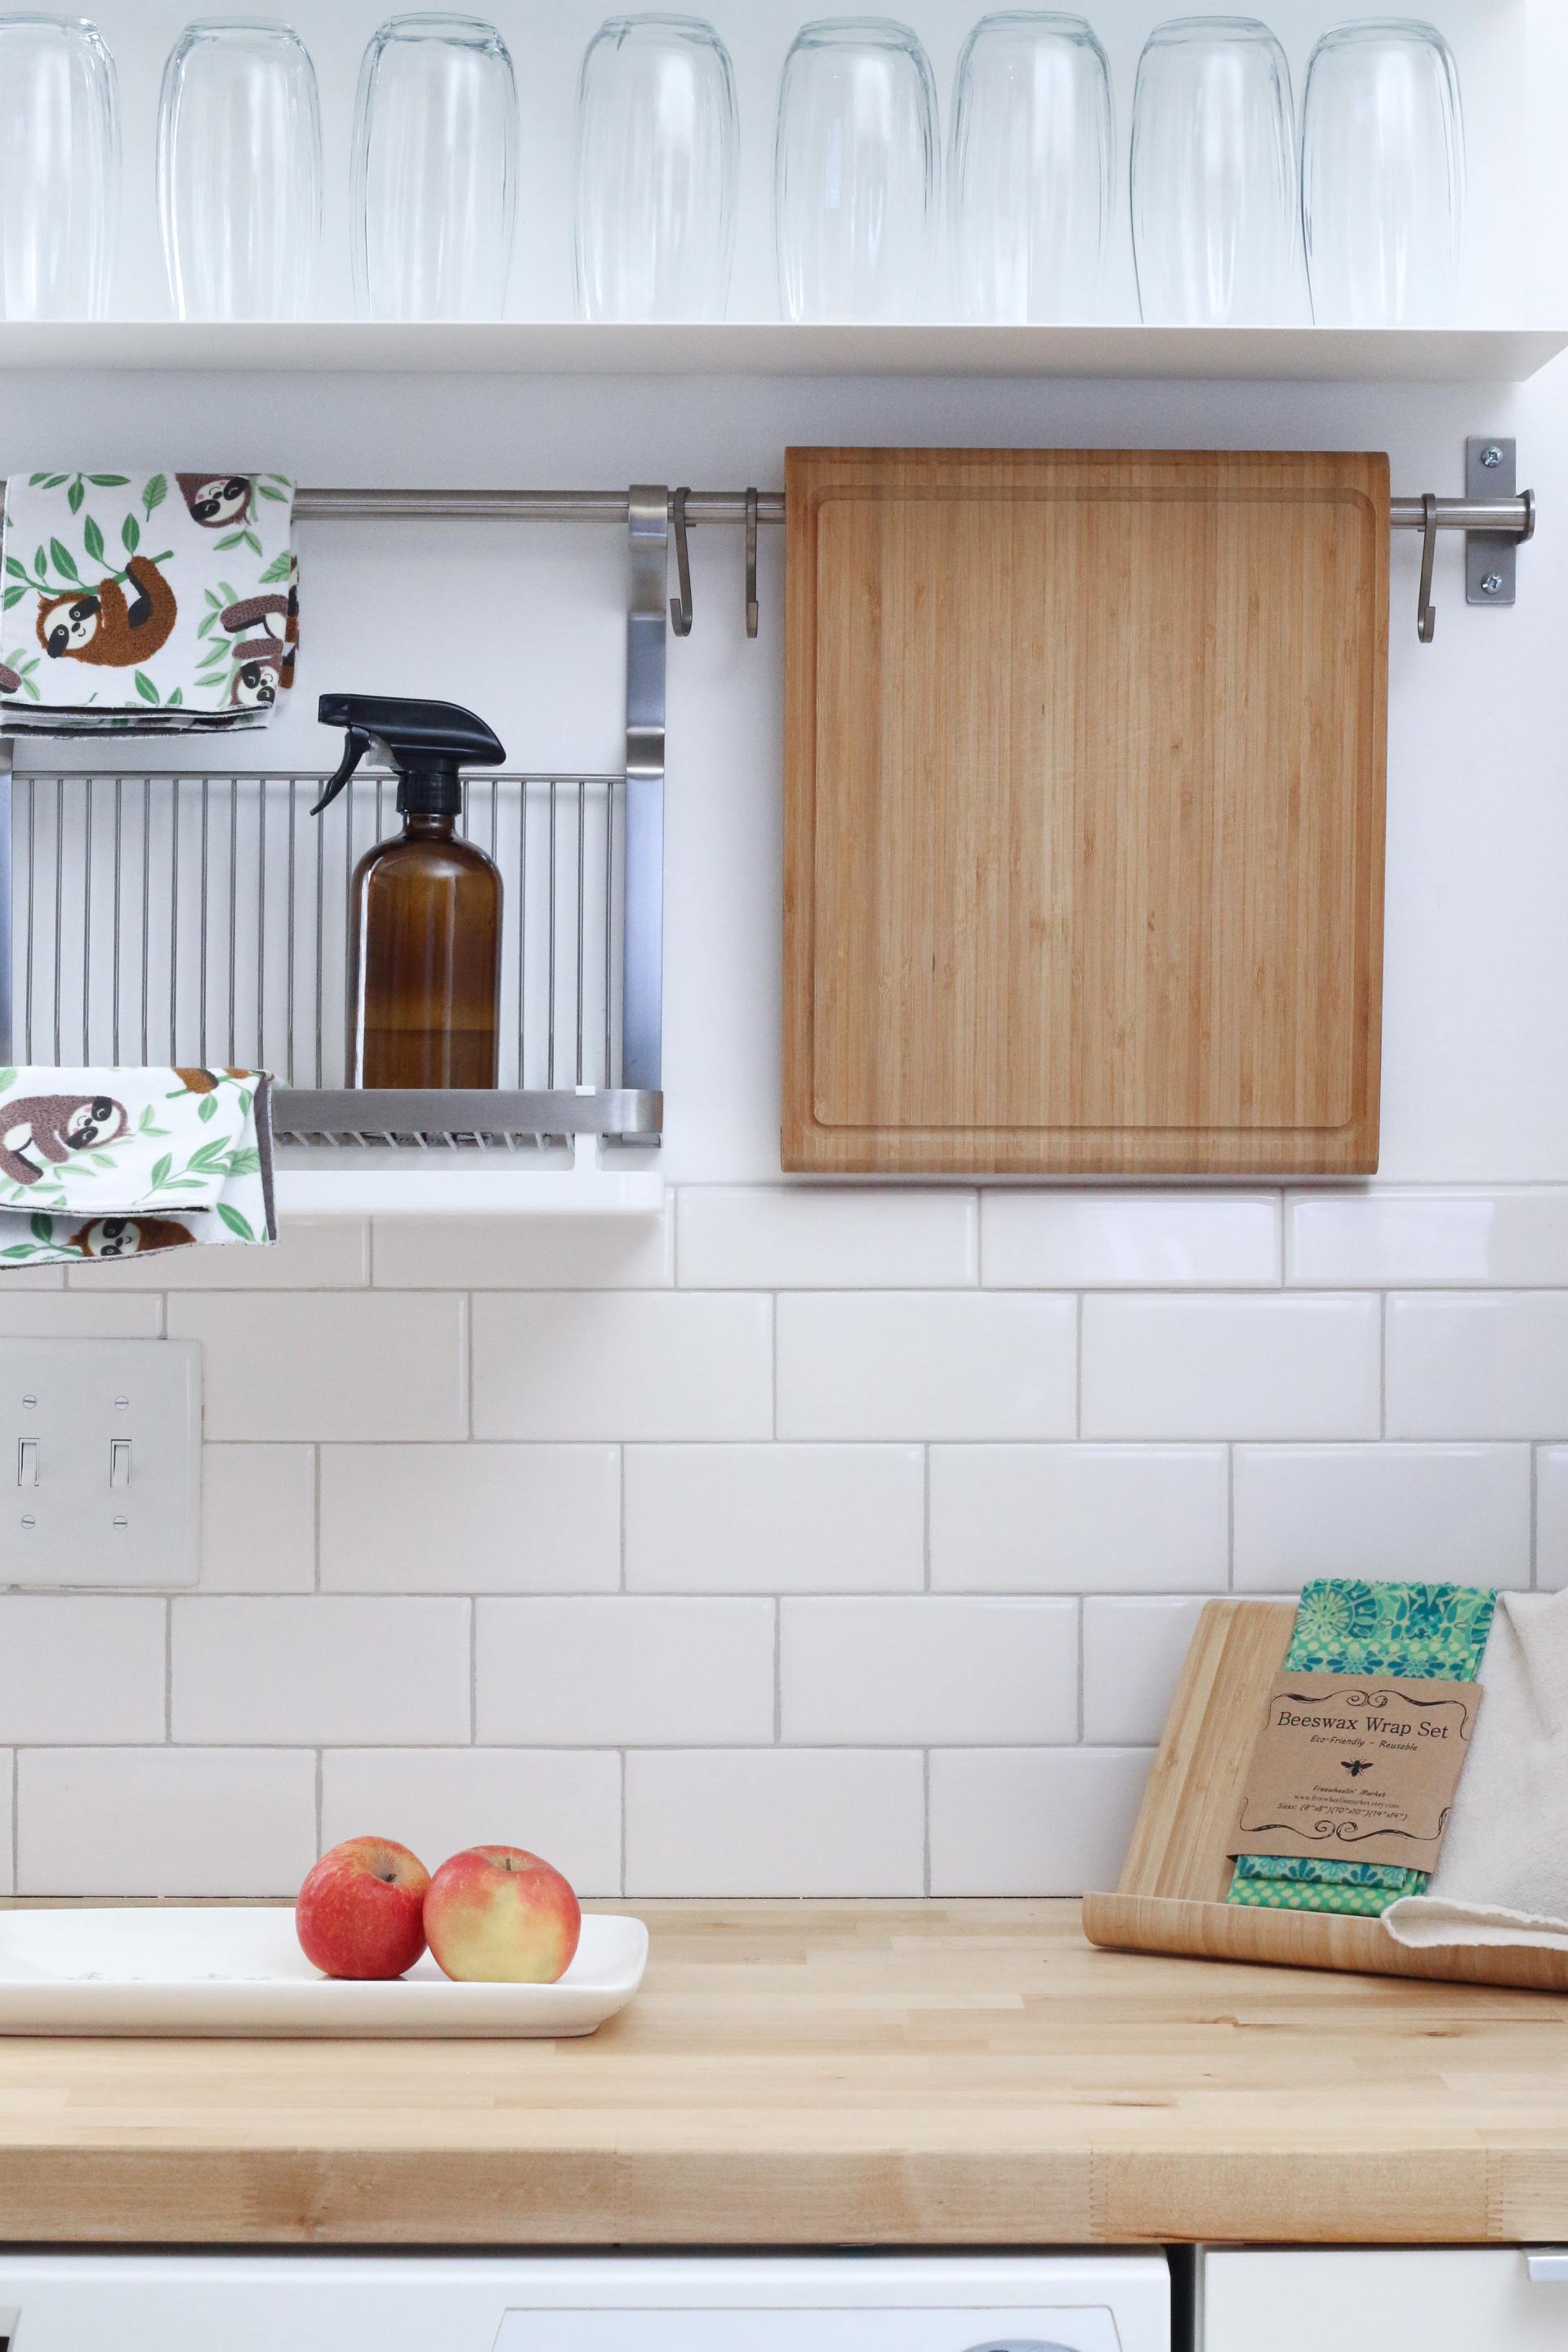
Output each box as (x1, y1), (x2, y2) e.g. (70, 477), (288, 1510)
(0, 1907), (648, 2037)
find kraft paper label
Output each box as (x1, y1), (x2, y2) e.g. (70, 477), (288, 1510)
(1229, 1673), (1482, 1871)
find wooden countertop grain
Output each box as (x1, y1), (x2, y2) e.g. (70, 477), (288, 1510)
(0, 1900), (1563, 2247)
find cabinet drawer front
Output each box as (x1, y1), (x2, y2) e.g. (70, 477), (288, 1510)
(1205, 2247), (1566, 2351)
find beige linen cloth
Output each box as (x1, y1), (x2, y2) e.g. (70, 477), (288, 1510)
(1383, 1589), (1568, 1955)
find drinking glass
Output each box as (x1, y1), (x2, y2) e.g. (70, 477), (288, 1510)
(0, 14), (118, 318)
(775, 17), (940, 323)
(576, 16), (737, 323)
(1302, 20), (1464, 327)
(353, 12), (518, 322)
(158, 18), (322, 322)
(950, 11), (1113, 324)
(1130, 16), (1301, 327)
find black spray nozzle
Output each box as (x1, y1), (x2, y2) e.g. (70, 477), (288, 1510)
(312, 693), (506, 817)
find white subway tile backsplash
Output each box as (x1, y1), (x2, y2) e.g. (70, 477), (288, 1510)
(1234, 1444), (1531, 1590)
(320, 1748), (622, 1895)
(679, 1187), (977, 1289)
(373, 1214), (673, 1290)
(472, 1293), (771, 1441)
(777, 1294), (1076, 1441)
(172, 1597), (471, 1743)
(625, 1445), (923, 1592)
(1082, 1597), (1207, 1744)
(1537, 1450), (1568, 1590)
(781, 1597), (1077, 1744)
(1387, 1294), (1568, 1440)
(0, 1597), (165, 1741)
(929, 1748), (1152, 1895)
(169, 1294), (467, 1441)
(983, 1193), (1280, 1288)
(1082, 1294), (1380, 1439)
(321, 1444), (619, 1592)
(18, 1748), (317, 1895)
(626, 1749), (925, 1895)
(71, 1218), (369, 1291)
(199, 1445), (316, 1591)
(1289, 1190), (1568, 1288)
(476, 1597), (774, 1744)
(929, 1445), (1227, 1592)
(12, 1178), (1568, 1900)
(0, 1753), (12, 1895)
(0, 1295), (162, 1336)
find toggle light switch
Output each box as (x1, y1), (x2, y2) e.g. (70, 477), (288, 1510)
(16, 1437), (38, 1487)
(109, 1439), (131, 1490)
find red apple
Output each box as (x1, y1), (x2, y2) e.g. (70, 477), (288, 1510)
(296, 1836), (431, 1980)
(423, 1845), (581, 1984)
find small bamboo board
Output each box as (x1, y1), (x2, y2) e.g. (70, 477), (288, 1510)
(1081, 1598), (1568, 1994)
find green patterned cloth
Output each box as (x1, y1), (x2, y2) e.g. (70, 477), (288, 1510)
(1227, 1579), (1498, 1916)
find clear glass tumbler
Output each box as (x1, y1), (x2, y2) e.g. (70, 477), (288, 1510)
(951, 11), (1113, 324)
(0, 13), (118, 318)
(1302, 19), (1464, 327)
(353, 11), (518, 322)
(1130, 16), (1301, 326)
(775, 17), (940, 323)
(158, 17), (322, 322)
(576, 15), (737, 323)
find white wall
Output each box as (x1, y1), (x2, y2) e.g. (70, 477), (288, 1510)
(2, 0), (1566, 1896)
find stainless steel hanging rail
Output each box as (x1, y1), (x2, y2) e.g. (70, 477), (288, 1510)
(283, 471), (1534, 643)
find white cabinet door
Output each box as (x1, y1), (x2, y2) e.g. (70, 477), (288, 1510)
(0, 2253), (1169, 2352)
(1205, 2248), (1568, 2351)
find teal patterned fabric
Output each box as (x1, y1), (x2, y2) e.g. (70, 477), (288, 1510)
(1227, 1579), (1497, 1913)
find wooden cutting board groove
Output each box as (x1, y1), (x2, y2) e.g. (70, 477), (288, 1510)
(783, 447), (1388, 1174)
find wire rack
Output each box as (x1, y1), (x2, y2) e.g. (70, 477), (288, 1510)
(1, 767), (657, 1151)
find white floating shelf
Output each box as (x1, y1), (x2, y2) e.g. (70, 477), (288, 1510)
(274, 1159), (665, 1218)
(0, 320), (1562, 383)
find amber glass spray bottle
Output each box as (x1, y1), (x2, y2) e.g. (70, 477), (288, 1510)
(314, 693), (506, 1088)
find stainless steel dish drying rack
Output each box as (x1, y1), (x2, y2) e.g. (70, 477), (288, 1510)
(0, 483), (768, 1167)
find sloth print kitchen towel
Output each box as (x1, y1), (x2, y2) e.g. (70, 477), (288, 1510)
(0, 470), (297, 733)
(0, 1067), (276, 1267)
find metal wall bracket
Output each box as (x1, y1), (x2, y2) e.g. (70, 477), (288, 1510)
(1465, 436), (1530, 610)
(621, 485), (668, 1101)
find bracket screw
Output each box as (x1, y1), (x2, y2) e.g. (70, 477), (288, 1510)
(1481, 572), (1505, 595)
(20, 1516), (33, 1531)
(1480, 445), (1503, 469)
(112, 1515), (128, 1531)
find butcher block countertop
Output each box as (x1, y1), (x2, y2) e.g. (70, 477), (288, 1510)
(0, 1900), (1566, 2247)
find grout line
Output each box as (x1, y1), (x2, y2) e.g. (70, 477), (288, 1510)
(1073, 1292), (1085, 1437)
(468, 1598), (478, 1744)
(1226, 1444), (1236, 1592)
(772, 1600), (782, 1743)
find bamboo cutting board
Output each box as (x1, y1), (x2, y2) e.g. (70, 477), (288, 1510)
(1082, 1599), (1568, 1995)
(783, 447), (1388, 1174)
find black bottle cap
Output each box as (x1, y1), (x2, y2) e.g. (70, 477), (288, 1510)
(311, 694), (506, 818)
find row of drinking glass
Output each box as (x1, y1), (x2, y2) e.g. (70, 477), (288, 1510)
(782, 11), (1467, 328)
(0, 9), (1464, 328)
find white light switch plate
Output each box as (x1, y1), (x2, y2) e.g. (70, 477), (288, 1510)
(0, 1340), (202, 1588)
